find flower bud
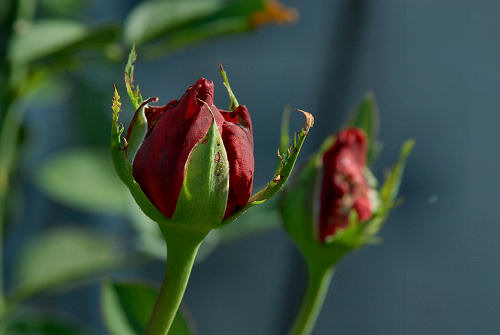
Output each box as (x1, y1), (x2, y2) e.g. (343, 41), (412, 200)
(280, 125), (412, 260)
(125, 78), (254, 224)
(318, 128), (373, 242)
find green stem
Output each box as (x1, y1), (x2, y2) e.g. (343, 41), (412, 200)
(289, 262), (334, 335)
(144, 227), (207, 335)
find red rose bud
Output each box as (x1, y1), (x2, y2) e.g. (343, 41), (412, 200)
(318, 128), (373, 242)
(125, 78), (254, 222)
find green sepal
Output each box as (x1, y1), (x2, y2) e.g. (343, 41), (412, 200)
(110, 87), (169, 224)
(124, 43), (143, 111)
(172, 116), (229, 230)
(126, 97), (158, 165)
(221, 110), (314, 227)
(379, 139), (415, 209)
(219, 63), (239, 111)
(347, 91), (382, 164)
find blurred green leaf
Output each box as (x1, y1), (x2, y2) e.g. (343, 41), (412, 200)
(8, 20), (119, 66)
(145, 16), (249, 57)
(5, 313), (89, 335)
(9, 226), (125, 302)
(36, 149), (129, 216)
(124, 0), (224, 45)
(39, 0), (87, 18)
(101, 281), (193, 335)
(347, 92), (382, 163)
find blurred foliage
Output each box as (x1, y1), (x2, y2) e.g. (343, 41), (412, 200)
(8, 225), (126, 304)
(5, 311), (90, 335)
(101, 281), (193, 335)
(36, 149), (128, 216)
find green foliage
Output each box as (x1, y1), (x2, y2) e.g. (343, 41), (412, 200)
(8, 20), (119, 66)
(36, 149), (129, 216)
(101, 281), (192, 335)
(123, 0), (271, 56)
(9, 226), (125, 303)
(5, 313), (89, 335)
(39, 0), (87, 18)
(124, 0), (224, 45)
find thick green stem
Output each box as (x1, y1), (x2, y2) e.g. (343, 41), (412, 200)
(289, 262), (334, 335)
(144, 227), (206, 335)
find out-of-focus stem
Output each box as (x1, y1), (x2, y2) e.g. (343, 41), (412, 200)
(289, 262), (334, 335)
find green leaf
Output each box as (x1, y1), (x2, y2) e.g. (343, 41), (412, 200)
(124, 0), (225, 45)
(9, 226), (125, 303)
(5, 314), (89, 335)
(347, 92), (382, 163)
(101, 281), (192, 335)
(143, 16), (250, 57)
(39, 0), (86, 18)
(222, 110), (314, 226)
(8, 20), (119, 66)
(111, 87), (169, 224)
(36, 149), (129, 215)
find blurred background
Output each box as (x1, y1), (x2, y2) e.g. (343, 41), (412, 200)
(0, 0), (498, 334)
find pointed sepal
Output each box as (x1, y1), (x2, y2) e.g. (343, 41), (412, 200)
(126, 97), (158, 164)
(125, 43), (143, 111)
(222, 110), (314, 226)
(110, 86), (168, 224)
(219, 63), (239, 111)
(379, 139), (415, 211)
(172, 114), (230, 230)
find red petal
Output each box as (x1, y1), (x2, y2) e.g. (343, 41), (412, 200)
(220, 105), (254, 218)
(318, 128), (372, 242)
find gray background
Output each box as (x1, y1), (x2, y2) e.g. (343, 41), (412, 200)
(9, 0), (500, 334)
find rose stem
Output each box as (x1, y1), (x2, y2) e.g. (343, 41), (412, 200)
(289, 262), (335, 335)
(144, 227), (206, 335)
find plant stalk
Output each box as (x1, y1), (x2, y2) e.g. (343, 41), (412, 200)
(289, 262), (334, 335)
(144, 227), (206, 335)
